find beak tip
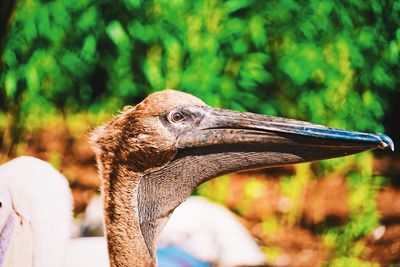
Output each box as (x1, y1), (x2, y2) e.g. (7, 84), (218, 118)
(377, 133), (394, 151)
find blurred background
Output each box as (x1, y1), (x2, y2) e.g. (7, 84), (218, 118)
(0, 0), (399, 266)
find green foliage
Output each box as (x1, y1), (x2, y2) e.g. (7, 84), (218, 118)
(329, 256), (380, 267)
(280, 163), (312, 227)
(196, 175), (231, 204)
(1, 0), (398, 129)
(322, 153), (385, 265)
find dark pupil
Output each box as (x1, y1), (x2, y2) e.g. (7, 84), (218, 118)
(172, 112), (184, 122)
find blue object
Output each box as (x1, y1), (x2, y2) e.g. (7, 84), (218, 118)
(157, 246), (212, 267)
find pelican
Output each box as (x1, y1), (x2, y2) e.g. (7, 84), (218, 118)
(0, 156), (71, 267)
(90, 89), (393, 267)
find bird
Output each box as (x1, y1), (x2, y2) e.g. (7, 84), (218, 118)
(0, 156), (72, 267)
(0, 156), (264, 267)
(89, 89), (393, 267)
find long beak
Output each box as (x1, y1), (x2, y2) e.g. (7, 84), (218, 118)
(139, 107), (393, 259)
(177, 108), (393, 167)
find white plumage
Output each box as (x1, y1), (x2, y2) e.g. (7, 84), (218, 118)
(0, 156), (71, 267)
(64, 237), (109, 267)
(159, 196), (266, 267)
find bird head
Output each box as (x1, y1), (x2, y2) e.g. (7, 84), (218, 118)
(90, 89), (394, 259)
(91, 89), (393, 173)
(90, 90), (209, 172)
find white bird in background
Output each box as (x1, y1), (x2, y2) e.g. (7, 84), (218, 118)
(0, 156), (266, 267)
(0, 156), (71, 267)
(78, 196), (266, 267)
(159, 196), (266, 267)
(0, 156), (108, 267)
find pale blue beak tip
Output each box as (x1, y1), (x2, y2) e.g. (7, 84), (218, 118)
(377, 133), (394, 151)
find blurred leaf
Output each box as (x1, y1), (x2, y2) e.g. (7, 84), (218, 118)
(106, 21), (129, 48)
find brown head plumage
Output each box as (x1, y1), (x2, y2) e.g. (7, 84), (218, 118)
(90, 89), (207, 171)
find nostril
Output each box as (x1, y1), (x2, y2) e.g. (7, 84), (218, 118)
(0, 202), (2, 208)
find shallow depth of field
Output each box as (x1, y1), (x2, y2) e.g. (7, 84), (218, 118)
(0, 0), (399, 266)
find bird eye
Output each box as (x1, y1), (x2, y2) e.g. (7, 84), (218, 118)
(170, 111), (185, 123)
